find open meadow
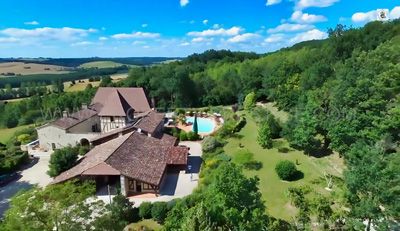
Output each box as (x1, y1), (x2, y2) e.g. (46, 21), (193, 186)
(224, 107), (345, 221)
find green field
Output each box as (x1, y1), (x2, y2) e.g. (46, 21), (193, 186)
(125, 219), (162, 231)
(79, 61), (129, 69)
(224, 111), (344, 220)
(0, 124), (33, 144)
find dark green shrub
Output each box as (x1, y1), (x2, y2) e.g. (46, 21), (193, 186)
(138, 202), (152, 219)
(47, 146), (79, 177)
(151, 202), (168, 223)
(186, 131), (199, 141)
(275, 160), (299, 181)
(179, 131), (188, 141)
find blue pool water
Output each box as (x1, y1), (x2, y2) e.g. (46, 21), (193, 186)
(186, 117), (215, 133)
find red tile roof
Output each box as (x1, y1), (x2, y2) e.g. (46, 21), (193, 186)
(92, 87), (151, 116)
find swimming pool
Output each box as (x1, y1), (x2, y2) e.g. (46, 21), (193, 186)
(186, 117), (215, 133)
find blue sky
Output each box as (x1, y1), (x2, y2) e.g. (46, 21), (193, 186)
(0, 0), (399, 57)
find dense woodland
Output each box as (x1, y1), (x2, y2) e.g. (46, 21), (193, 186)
(0, 20), (399, 230)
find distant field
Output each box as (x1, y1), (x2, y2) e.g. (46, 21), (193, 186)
(0, 62), (70, 76)
(79, 61), (134, 69)
(0, 124), (32, 144)
(64, 73), (128, 92)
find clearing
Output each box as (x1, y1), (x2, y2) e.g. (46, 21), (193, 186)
(0, 62), (70, 76)
(224, 108), (344, 221)
(0, 124), (33, 144)
(64, 73), (129, 92)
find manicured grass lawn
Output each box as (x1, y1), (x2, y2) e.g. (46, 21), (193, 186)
(125, 219), (162, 231)
(224, 113), (344, 221)
(79, 61), (127, 68)
(0, 124), (32, 144)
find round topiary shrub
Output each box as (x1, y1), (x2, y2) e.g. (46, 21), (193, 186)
(275, 160), (299, 181)
(138, 202), (152, 219)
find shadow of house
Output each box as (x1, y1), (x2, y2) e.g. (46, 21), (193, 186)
(187, 156), (202, 174)
(159, 174), (179, 196)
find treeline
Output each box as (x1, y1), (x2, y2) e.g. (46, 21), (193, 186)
(0, 65), (128, 88)
(0, 57), (180, 67)
(0, 88), (96, 128)
(120, 19), (400, 229)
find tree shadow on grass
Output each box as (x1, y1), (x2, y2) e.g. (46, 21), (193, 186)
(307, 147), (333, 158)
(290, 171), (304, 181)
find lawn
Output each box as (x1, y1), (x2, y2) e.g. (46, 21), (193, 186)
(64, 73), (128, 92)
(125, 219), (162, 231)
(0, 124), (33, 144)
(224, 112), (344, 221)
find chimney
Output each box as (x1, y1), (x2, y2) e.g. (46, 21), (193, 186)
(62, 111), (68, 118)
(81, 103), (88, 109)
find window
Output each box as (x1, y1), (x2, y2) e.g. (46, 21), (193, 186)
(110, 116), (114, 122)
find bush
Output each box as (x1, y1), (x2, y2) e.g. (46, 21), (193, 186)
(186, 131), (199, 141)
(17, 134), (31, 145)
(47, 146), (79, 177)
(138, 202), (152, 219)
(275, 160), (299, 181)
(151, 202), (168, 223)
(257, 122), (273, 149)
(266, 114), (282, 139)
(175, 108), (185, 115)
(179, 131), (187, 141)
(78, 145), (90, 155)
(216, 120), (236, 138)
(243, 92), (256, 111)
(202, 136), (223, 153)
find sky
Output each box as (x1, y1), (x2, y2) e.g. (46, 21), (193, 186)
(0, 0), (399, 58)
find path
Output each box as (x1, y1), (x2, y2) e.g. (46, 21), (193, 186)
(0, 152), (52, 217)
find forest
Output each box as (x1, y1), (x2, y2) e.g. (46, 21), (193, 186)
(0, 19), (398, 230)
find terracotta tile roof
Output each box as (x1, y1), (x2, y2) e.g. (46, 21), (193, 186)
(52, 133), (131, 184)
(166, 146), (189, 165)
(134, 111), (165, 134)
(53, 132), (188, 186)
(92, 87), (151, 116)
(50, 105), (100, 130)
(82, 162), (120, 175)
(106, 132), (173, 186)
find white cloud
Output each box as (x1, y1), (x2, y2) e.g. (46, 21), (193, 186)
(296, 0), (339, 10)
(351, 10), (376, 23)
(267, 23), (314, 33)
(99, 36), (108, 41)
(352, 7), (400, 24)
(180, 0), (189, 7)
(390, 6), (400, 19)
(291, 11), (327, 23)
(212, 24), (221, 29)
(71, 41), (94, 47)
(132, 41), (146, 45)
(24, 21), (39, 25)
(228, 33), (259, 43)
(266, 0), (282, 6)
(264, 33), (285, 43)
(290, 29), (327, 44)
(111, 31), (160, 39)
(191, 37), (213, 43)
(203, 19), (209, 25)
(187, 26), (241, 37)
(141, 24), (148, 28)
(0, 27), (97, 41)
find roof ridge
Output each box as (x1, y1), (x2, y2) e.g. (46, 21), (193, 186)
(104, 132), (135, 163)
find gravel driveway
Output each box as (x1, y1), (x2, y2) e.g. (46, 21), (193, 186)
(0, 154), (52, 217)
